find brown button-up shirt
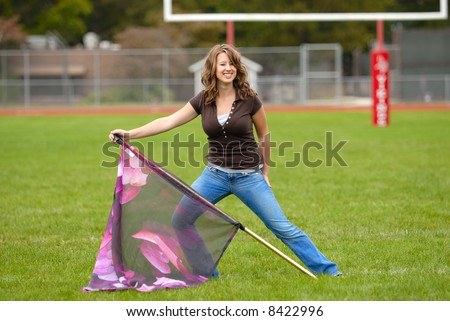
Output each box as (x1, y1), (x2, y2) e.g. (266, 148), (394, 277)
(190, 90), (263, 169)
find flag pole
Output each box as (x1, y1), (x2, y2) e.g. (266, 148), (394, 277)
(240, 226), (317, 279)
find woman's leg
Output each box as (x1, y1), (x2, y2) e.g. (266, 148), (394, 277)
(171, 167), (231, 277)
(232, 171), (341, 275)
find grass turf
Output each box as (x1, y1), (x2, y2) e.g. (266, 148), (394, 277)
(0, 110), (448, 301)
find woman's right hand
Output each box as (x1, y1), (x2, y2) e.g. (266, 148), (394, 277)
(109, 129), (128, 143)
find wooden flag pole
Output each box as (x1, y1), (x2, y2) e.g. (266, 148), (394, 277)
(241, 226), (318, 280)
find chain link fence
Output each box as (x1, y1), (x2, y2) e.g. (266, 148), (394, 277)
(0, 46), (449, 108)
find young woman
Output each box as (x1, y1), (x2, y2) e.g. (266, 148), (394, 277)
(109, 44), (341, 276)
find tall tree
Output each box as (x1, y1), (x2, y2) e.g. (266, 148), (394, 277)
(85, 0), (156, 41)
(0, 0), (92, 45)
(36, 0), (92, 44)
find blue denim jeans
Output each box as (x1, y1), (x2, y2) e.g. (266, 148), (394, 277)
(189, 166), (340, 276)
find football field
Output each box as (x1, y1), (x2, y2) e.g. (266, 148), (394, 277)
(0, 107), (448, 301)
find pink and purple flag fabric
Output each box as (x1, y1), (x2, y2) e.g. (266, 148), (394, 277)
(83, 142), (241, 292)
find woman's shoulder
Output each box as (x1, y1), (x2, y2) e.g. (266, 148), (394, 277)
(240, 93), (262, 115)
(189, 90), (206, 114)
(252, 93), (262, 104)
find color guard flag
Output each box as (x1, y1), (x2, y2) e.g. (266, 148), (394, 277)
(83, 140), (241, 292)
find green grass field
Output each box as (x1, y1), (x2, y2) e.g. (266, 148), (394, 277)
(0, 109), (448, 301)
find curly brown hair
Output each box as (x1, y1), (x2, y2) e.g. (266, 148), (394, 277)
(201, 44), (256, 105)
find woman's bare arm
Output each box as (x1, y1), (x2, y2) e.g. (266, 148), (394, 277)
(109, 102), (198, 141)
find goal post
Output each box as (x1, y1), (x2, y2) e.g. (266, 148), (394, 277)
(163, 0), (448, 126)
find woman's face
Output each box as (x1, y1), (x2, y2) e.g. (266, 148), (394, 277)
(215, 52), (237, 85)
